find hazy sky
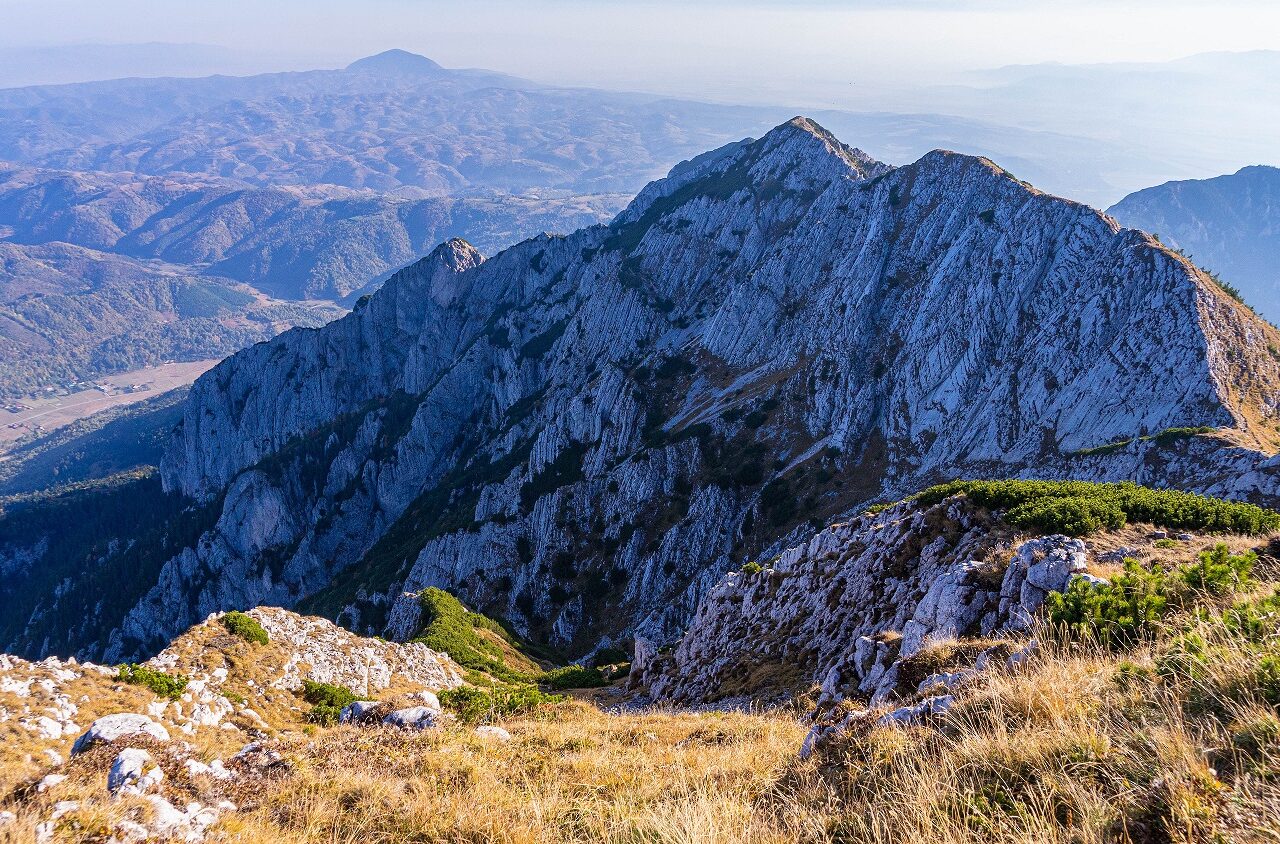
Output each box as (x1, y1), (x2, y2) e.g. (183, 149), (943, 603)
(5, 0), (1280, 106)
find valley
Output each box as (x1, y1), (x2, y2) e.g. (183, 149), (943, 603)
(0, 360), (217, 449)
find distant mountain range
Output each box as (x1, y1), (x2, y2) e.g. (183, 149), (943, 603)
(0, 49), (1186, 403)
(1108, 165), (1280, 322)
(0, 164), (625, 301)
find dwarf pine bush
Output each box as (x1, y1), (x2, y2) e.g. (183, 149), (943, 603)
(1047, 544), (1257, 647)
(543, 665), (608, 690)
(915, 479), (1279, 536)
(221, 610), (269, 645)
(301, 679), (358, 725)
(439, 684), (564, 724)
(116, 664), (189, 700)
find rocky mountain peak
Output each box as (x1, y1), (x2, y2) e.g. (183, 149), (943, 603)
(764, 115), (888, 179)
(613, 116), (890, 230)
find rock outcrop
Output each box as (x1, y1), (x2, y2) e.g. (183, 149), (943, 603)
(9, 116), (1280, 662)
(633, 494), (1093, 705)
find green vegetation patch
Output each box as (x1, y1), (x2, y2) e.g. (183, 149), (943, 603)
(221, 611), (269, 645)
(543, 665), (609, 690)
(1047, 543), (1256, 647)
(915, 479), (1279, 536)
(413, 588), (615, 690)
(438, 684), (564, 724)
(1071, 426), (1216, 457)
(301, 679), (359, 726)
(117, 664), (189, 700)
(413, 588), (535, 684)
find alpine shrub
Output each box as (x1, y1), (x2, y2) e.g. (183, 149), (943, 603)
(117, 664), (189, 700)
(543, 664), (608, 690)
(1048, 545), (1260, 648)
(915, 480), (1279, 537)
(1046, 559), (1168, 646)
(221, 611), (269, 645)
(301, 679), (358, 726)
(413, 587), (531, 683)
(439, 684), (564, 724)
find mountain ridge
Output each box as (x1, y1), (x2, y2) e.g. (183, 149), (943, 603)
(1108, 164), (1280, 321)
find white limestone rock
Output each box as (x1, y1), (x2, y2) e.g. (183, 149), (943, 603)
(71, 714), (170, 755)
(383, 706), (443, 730)
(107, 748), (153, 794)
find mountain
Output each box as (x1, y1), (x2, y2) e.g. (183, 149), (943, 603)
(0, 241), (345, 400)
(0, 164), (626, 301)
(1107, 165), (1280, 321)
(0, 49), (1202, 403)
(0, 166), (623, 401)
(0, 54), (746, 194)
(6, 117), (1280, 664)
(0, 49), (1168, 206)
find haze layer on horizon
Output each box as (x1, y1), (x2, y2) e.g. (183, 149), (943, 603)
(5, 0), (1280, 105)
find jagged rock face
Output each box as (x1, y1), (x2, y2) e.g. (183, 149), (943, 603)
(15, 117), (1280, 661)
(632, 496), (1083, 705)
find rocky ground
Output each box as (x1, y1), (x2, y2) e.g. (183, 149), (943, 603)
(0, 608), (464, 841)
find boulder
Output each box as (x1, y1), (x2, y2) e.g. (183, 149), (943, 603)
(474, 725), (511, 741)
(108, 748), (159, 794)
(382, 706), (442, 730)
(338, 701), (382, 724)
(71, 714), (169, 755)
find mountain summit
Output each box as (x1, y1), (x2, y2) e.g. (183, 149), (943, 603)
(345, 49), (445, 75)
(7, 118), (1280, 663)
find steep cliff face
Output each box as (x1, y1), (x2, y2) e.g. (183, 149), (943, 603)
(11, 117), (1280, 662)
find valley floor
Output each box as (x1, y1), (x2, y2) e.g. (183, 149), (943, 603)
(0, 361), (219, 450)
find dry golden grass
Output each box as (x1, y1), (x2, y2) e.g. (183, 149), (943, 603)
(221, 703), (817, 844)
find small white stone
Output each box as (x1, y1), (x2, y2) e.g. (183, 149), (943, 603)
(108, 748), (151, 793)
(36, 774), (67, 792)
